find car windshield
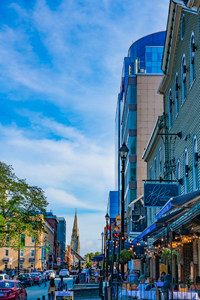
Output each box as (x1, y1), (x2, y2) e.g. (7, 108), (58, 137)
(30, 273), (38, 277)
(19, 274), (28, 278)
(0, 282), (15, 288)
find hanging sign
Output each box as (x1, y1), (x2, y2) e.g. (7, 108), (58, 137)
(144, 183), (179, 207)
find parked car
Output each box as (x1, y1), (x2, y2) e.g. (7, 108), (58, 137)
(59, 269), (69, 277)
(30, 273), (42, 285)
(17, 274), (33, 287)
(0, 275), (9, 281)
(0, 280), (27, 300)
(36, 271), (45, 283)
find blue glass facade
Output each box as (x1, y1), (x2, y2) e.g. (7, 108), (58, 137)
(115, 31), (165, 239)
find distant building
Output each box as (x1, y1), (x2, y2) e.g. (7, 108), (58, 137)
(71, 210), (80, 255)
(46, 212), (59, 264)
(57, 217), (66, 263)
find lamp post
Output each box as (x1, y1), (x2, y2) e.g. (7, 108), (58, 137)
(105, 213), (110, 278)
(119, 142), (129, 279)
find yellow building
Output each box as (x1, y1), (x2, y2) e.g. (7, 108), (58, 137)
(0, 221), (54, 272)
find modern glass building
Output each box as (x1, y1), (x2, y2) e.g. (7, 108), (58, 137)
(115, 31), (166, 241)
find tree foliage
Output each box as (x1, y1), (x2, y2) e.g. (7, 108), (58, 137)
(119, 249), (135, 264)
(0, 162), (48, 249)
(84, 252), (100, 262)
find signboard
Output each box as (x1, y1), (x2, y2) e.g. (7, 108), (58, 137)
(133, 259), (141, 271)
(57, 258), (62, 266)
(144, 183), (179, 207)
(56, 291), (73, 300)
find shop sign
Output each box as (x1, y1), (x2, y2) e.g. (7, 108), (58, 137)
(133, 259), (141, 271)
(144, 183), (179, 207)
(56, 291), (73, 299)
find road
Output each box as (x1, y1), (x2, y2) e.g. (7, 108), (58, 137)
(26, 277), (73, 300)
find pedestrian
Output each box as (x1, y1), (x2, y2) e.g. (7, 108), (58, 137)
(145, 277), (155, 291)
(58, 276), (65, 291)
(94, 268), (99, 283)
(11, 270), (15, 280)
(48, 277), (56, 300)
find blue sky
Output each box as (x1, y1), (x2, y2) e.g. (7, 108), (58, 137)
(0, 0), (169, 255)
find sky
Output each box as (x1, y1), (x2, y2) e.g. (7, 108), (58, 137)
(0, 0), (169, 255)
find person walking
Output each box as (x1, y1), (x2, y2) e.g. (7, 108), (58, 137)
(58, 276), (65, 291)
(48, 277), (56, 300)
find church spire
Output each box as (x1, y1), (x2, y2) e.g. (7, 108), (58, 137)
(71, 209), (80, 254)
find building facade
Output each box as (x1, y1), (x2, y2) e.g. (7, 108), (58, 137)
(57, 217), (66, 264)
(0, 220), (54, 273)
(115, 31), (166, 242)
(134, 0), (200, 284)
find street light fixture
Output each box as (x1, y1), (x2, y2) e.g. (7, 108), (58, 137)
(105, 213), (110, 278)
(119, 142), (129, 279)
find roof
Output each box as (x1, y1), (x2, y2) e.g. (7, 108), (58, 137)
(71, 249), (86, 262)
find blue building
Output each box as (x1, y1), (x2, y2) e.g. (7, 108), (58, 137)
(115, 31), (166, 244)
(57, 217), (66, 263)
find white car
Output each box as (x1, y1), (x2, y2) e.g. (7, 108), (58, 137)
(59, 269), (69, 277)
(0, 274), (9, 281)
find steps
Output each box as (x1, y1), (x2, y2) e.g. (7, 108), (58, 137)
(70, 283), (100, 299)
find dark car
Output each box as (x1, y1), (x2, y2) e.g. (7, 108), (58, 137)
(17, 274), (33, 287)
(0, 280), (27, 300)
(30, 273), (42, 286)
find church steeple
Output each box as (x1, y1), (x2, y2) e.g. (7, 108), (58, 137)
(70, 209), (80, 254)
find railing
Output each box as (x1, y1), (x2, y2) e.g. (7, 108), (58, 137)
(100, 281), (200, 300)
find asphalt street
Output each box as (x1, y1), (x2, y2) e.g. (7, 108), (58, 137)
(26, 278), (73, 300)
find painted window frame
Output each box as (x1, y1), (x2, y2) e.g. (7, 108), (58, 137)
(193, 135), (198, 191)
(181, 54), (187, 104)
(30, 249), (35, 258)
(168, 89), (172, 129)
(31, 236), (35, 244)
(176, 159), (180, 181)
(175, 72), (179, 117)
(158, 147), (162, 174)
(190, 31), (196, 86)
(184, 148), (189, 193)
(181, 14), (185, 41)
(149, 166), (152, 180)
(20, 249), (24, 257)
(154, 157), (157, 180)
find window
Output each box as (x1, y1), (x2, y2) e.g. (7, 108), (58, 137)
(5, 249), (9, 257)
(190, 32), (196, 85)
(158, 147), (162, 174)
(4, 263), (8, 270)
(130, 162), (136, 181)
(181, 14), (185, 40)
(193, 136), (198, 191)
(31, 237), (35, 243)
(149, 166), (152, 180)
(30, 249), (35, 258)
(181, 54), (187, 103)
(175, 72), (179, 117)
(154, 157), (157, 180)
(184, 149), (189, 193)
(176, 159), (180, 181)
(19, 263), (23, 269)
(168, 89), (172, 129)
(31, 263), (34, 268)
(20, 249), (24, 257)
(131, 136), (137, 155)
(21, 234), (25, 247)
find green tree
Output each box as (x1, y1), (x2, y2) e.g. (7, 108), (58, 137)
(0, 162), (48, 249)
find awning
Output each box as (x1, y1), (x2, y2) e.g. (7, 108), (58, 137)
(157, 190), (200, 220)
(92, 254), (104, 262)
(29, 258), (35, 262)
(20, 258), (25, 262)
(133, 206), (187, 243)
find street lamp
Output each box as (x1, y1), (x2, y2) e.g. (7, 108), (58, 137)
(105, 213), (110, 278)
(119, 142), (129, 279)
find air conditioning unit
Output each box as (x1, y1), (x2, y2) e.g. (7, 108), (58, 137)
(187, 0), (195, 8)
